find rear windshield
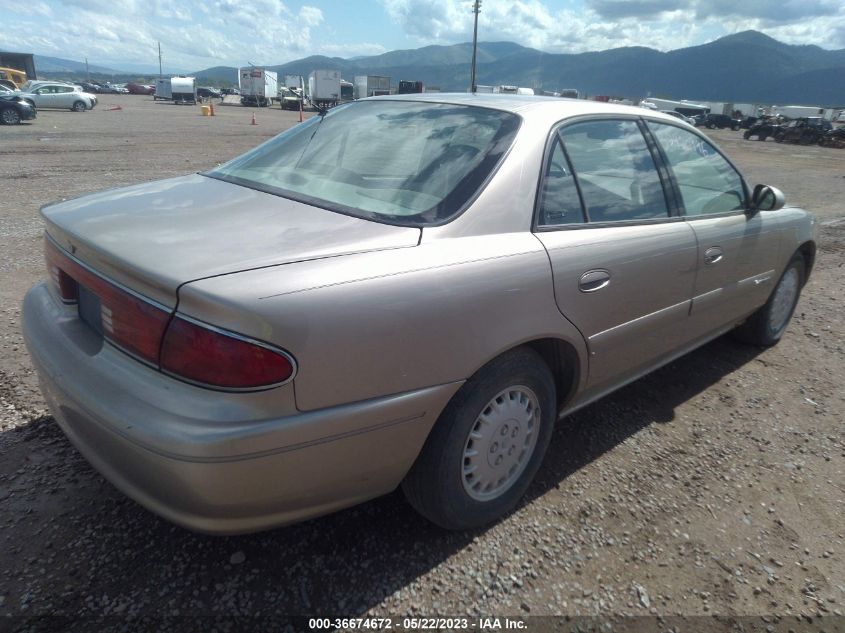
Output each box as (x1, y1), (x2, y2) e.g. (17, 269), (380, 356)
(206, 100), (521, 227)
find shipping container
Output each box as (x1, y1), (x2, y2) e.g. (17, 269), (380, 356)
(398, 80), (424, 94)
(353, 75), (391, 100)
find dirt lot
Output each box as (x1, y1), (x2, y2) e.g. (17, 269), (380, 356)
(0, 96), (843, 630)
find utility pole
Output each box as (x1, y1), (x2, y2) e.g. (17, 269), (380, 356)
(469, 0), (481, 93)
(158, 42), (162, 78)
(85, 57), (89, 82)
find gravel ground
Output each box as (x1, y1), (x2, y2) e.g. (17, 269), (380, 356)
(0, 96), (843, 630)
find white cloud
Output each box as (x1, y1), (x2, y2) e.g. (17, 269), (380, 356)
(380, 0), (471, 40)
(0, 0), (53, 17)
(381, 0), (845, 51)
(318, 42), (388, 57)
(298, 5), (324, 27)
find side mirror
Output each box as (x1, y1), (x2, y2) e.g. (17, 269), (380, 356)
(751, 184), (785, 212)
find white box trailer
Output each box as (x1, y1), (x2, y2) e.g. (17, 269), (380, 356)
(153, 78), (171, 100)
(284, 74), (303, 90)
(239, 68), (278, 107)
(153, 76), (196, 104)
(308, 70), (341, 106)
(353, 75), (390, 100)
(771, 105), (833, 120)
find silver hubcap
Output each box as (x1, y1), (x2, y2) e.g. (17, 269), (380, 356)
(462, 386), (540, 501)
(768, 267), (799, 334)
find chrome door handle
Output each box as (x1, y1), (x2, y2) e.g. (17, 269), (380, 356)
(579, 269), (611, 293)
(704, 247), (723, 265)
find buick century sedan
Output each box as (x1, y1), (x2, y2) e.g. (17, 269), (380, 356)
(23, 95), (816, 534)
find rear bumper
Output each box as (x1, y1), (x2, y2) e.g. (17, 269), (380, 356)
(23, 282), (460, 534)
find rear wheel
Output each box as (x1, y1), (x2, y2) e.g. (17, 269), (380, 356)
(734, 254), (805, 347)
(71, 100), (87, 112)
(0, 107), (21, 124)
(402, 347), (556, 530)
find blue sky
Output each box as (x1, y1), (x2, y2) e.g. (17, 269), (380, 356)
(0, 0), (842, 72)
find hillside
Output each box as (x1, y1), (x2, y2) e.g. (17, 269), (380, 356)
(34, 32), (845, 105)
(189, 31), (845, 104)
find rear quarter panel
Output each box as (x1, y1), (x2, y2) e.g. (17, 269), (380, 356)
(178, 233), (588, 411)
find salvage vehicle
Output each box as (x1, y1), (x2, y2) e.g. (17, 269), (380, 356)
(127, 83), (155, 95)
(0, 94), (36, 124)
(18, 83), (97, 111)
(818, 127), (845, 148)
(704, 113), (741, 130)
(659, 110), (695, 125)
(775, 117), (833, 145)
(23, 95), (817, 534)
(279, 86), (303, 110)
(743, 117), (784, 141)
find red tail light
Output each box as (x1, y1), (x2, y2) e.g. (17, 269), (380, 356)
(45, 238), (295, 389)
(46, 239), (171, 364)
(160, 316), (295, 389)
(46, 241), (80, 303)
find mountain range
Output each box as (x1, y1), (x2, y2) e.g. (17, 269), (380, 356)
(38, 31), (845, 105)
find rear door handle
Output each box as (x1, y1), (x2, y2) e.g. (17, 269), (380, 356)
(704, 246), (724, 265)
(579, 269), (611, 293)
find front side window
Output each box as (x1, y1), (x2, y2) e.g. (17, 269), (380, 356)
(207, 101), (521, 227)
(648, 121), (745, 216)
(560, 120), (669, 222)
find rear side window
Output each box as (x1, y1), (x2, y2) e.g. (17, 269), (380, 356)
(648, 121), (745, 216)
(560, 120), (669, 222)
(537, 137), (584, 226)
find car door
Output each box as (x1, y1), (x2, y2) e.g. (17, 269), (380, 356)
(57, 86), (78, 108)
(645, 120), (783, 334)
(534, 117), (699, 393)
(31, 86), (53, 108)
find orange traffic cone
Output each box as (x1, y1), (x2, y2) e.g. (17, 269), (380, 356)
(251, 112), (257, 125)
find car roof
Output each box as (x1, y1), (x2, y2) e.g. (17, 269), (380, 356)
(366, 93), (683, 127)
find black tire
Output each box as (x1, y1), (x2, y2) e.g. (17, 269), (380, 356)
(0, 107), (21, 125)
(71, 100), (87, 112)
(402, 347), (556, 530)
(743, 131), (752, 140)
(759, 135), (768, 142)
(733, 254), (805, 347)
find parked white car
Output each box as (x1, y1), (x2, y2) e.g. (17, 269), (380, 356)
(19, 83), (97, 111)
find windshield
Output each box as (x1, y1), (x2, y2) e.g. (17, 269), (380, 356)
(206, 100), (520, 227)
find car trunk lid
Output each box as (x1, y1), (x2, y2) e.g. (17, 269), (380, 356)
(42, 174), (421, 307)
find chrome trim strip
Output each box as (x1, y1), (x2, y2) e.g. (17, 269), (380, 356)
(44, 232), (172, 313)
(588, 298), (691, 341)
(737, 269), (776, 288)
